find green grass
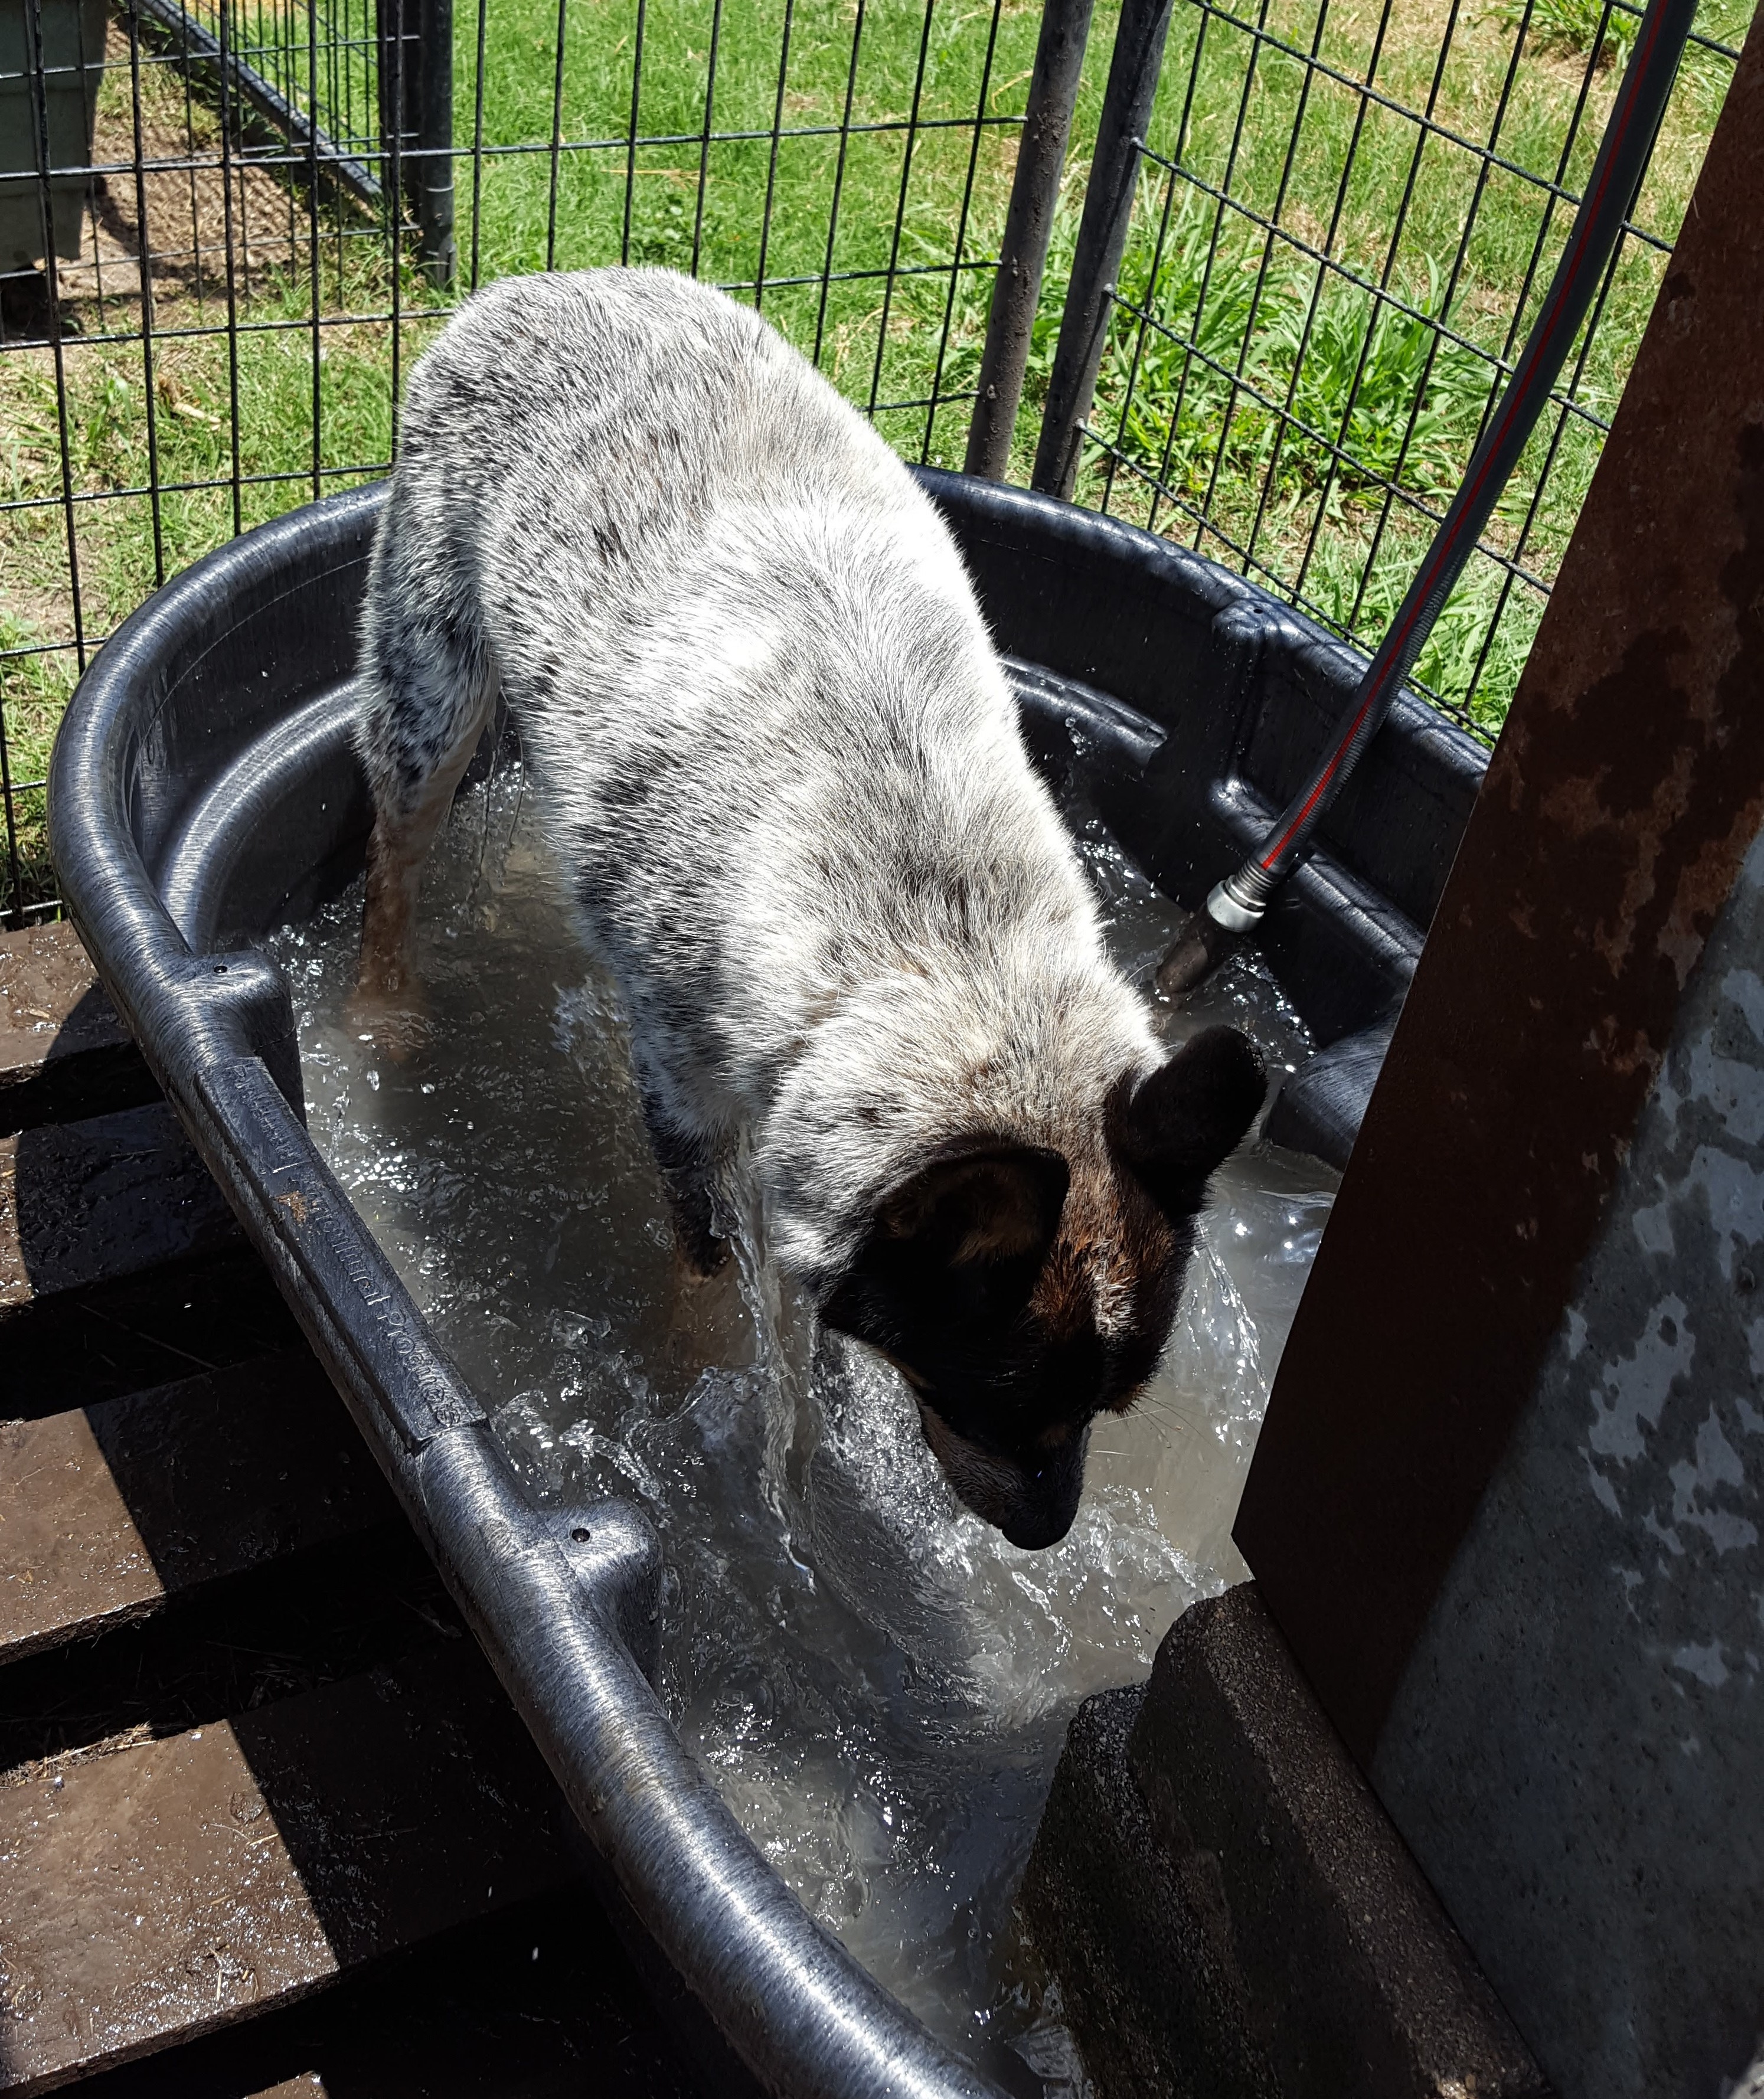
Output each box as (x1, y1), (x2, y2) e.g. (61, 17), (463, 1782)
(456, 0), (1048, 450)
(1495, 0), (1639, 66)
(0, 0), (1755, 901)
(1060, 0), (1753, 730)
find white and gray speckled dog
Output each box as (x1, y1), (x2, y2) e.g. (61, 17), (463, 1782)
(352, 266), (1264, 1549)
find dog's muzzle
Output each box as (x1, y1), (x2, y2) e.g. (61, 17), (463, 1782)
(917, 1407), (1090, 1549)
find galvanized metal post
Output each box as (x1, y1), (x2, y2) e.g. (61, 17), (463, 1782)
(1030, 0), (1173, 500)
(378, 0), (452, 283)
(963, 0), (1096, 482)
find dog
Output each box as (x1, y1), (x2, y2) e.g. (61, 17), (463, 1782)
(352, 267), (1266, 1549)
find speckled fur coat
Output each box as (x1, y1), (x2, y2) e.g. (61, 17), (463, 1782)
(354, 267), (1263, 1547)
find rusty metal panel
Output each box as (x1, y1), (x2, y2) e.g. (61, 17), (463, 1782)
(1234, 8), (1764, 1769)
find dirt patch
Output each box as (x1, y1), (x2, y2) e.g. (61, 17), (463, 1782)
(27, 14), (363, 336)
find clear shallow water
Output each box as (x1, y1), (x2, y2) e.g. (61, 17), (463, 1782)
(267, 765), (1337, 2087)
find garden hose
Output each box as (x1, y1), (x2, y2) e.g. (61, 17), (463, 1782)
(1158, 0), (1701, 997)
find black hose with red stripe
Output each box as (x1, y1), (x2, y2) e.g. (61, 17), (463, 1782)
(1158, 0), (1700, 997)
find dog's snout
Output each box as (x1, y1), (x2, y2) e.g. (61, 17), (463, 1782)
(998, 1492), (1080, 1551)
(917, 1405), (1089, 1549)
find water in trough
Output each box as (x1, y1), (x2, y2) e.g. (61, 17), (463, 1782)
(267, 760), (1337, 2084)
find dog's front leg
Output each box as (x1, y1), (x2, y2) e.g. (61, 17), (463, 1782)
(638, 1084), (729, 1280)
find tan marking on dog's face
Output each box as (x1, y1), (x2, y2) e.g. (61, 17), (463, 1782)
(1032, 1416), (1084, 1451)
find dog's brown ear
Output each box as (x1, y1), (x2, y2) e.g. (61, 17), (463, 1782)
(822, 1141), (1069, 1361)
(1111, 1027), (1266, 1211)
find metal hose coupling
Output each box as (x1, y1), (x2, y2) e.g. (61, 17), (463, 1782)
(1155, 859), (1278, 997)
(1207, 860), (1279, 931)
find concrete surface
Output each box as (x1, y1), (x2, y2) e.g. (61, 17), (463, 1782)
(1021, 1586), (1546, 2099)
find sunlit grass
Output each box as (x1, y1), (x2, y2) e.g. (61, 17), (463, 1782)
(1060, 0), (1755, 724)
(0, 0), (1755, 903)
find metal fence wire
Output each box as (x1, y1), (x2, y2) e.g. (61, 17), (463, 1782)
(0, 0), (1752, 926)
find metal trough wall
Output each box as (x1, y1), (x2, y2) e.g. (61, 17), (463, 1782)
(47, 470), (1484, 2096)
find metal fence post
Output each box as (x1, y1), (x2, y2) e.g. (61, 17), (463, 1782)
(963, 0), (1095, 482)
(415, 0), (453, 285)
(377, 0), (414, 202)
(1030, 0), (1173, 500)
(378, 0), (453, 284)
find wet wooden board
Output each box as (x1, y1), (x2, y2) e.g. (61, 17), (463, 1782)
(0, 1525), (464, 1783)
(0, 1102), (241, 1316)
(0, 935), (681, 2099)
(0, 1643), (579, 2095)
(0, 921), (156, 1136)
(0, 1356), (396, 1663)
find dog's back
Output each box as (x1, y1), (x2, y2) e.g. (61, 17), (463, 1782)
(355, 267), (1265, 1548)
(362, 269), (1132, 1163)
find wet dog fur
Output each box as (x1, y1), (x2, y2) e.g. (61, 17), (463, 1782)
(352, 267), (1265, 1549)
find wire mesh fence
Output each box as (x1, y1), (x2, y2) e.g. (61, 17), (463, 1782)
(0, 0), (1753, 926)
(1040, 0), (1750, 737)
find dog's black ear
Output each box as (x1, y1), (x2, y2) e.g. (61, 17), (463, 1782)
(822, 1140), (1070, 1361)
(1111, 1028), (1266, 1212)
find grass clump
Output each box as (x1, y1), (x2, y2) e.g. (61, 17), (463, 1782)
(1493, 0), (1639, 66)
(1055, 0), (1753, 724)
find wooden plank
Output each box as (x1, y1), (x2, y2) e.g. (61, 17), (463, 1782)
(0, 1644), (580, 2094)
(1, 1248), (309, 1421)
(76, 1885), (697, 2098)
(0, 1356), (396, 1663)
(0, 1525), (462, 1783)
(1, 1102), (241, 1317)
(0, 921), (156, 1136)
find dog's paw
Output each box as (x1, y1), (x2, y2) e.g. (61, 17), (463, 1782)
(345, 981), (432, 1065)
(674, 1225), (731, 1284)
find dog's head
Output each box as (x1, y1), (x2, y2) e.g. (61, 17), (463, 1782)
(820, 1026), (1266, 1548)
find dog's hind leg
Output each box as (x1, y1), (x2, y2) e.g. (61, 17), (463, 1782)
(352, 519), (495, 1051)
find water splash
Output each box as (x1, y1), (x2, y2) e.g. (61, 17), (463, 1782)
(267, 765), (1336, 2075)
